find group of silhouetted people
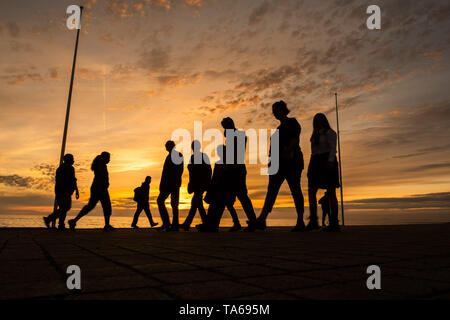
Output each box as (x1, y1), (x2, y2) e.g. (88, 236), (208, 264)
(44, 152), (115, 231)
(44, 100), (341, 232)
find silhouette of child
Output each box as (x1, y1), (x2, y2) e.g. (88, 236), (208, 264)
(131, 176), (158, 229)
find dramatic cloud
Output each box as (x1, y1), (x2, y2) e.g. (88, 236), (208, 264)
(6, 21), (20, 38)
(157, 73), (202, 87)
(138, 47), (172, 73)
(0, 175), (36, 188)
(0, 0), (449, 222)
(249, 1), (272, 25)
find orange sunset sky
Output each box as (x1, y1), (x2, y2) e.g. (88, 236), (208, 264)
(0, 0), (449, 223)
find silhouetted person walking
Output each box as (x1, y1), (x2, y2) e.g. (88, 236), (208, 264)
(68, 152), (115, 231)
(255, 101), (305, 232)
(307, 113), (340, 232)
(197, 145), (237, 232)
(157, 141), (184, 232)
(131, 176), (159, 229)
(221, 117), (257, 231)
(181, 141), (211, 231)
(43, 154), (79, 230)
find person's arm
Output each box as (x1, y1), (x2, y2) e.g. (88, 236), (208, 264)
(282, 121), (300, 159)
(283, 137), (299, 157)
(75, 179), (80, 199)
(72, 168), (80, 199)
(180, 153), (184, 176)
(327, 130), (337, 163)
(105, 166), (110, 188)
(177, 153), (184, 178)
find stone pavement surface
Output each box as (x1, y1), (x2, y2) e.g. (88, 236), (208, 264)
(1, 224), (450, 300)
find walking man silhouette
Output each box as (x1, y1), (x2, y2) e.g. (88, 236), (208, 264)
(68, 152), (115, 231)
(131, 176), (159, 229)
(221, 117), (257, 232)
(157, 141), (184, 232)
(181, 141), (211, 231)
(43, 154), (79, 230)
(255, 101), (305, 232)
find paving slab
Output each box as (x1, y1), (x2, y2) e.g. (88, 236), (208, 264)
(0, 224), (450, 300)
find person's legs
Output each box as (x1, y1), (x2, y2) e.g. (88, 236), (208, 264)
(183, 192), (201, 227)
(197, 192), (207, 223)
(68, 191), (99, 230)
(73, 193), (98, 223)
(157, 190), (171, 227)
(44, 208), (60, 229)
(46, 207), (60, 223)
(57, 195), (72, 228)
(46, 195), (66, 225)
(100, 190), (112, 227)
(170, 188), (180, 227)
(132, 203), (144, 227)
(58, 210), (68, 227)
(226, 203), (241, 226)
(307, 185), (320, 230)
(322, 208), (327, 226)
(143, 202), (157, 226)
(236, 172), (256, 222)
(209, 203), (226, 230)
(286, 171), (305, 227)
(326, 188), (339, 227)
(198, 202), (224, 232)
(258, 172), (284, 221)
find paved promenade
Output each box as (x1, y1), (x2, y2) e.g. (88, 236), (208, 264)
(1, 224), (450, 300)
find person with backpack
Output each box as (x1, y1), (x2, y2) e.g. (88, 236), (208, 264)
(181, 141), (212, 231)
(131, 176), (159, 229)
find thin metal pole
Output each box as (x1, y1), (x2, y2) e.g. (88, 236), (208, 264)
(51, 7), (83, 227)
(335, 93), (345, 226)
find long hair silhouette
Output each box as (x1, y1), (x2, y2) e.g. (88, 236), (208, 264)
(311, 113), (331, 144)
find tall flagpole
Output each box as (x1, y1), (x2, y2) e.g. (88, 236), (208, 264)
(335, 93), (345, 226)
(51, 6), (84, 227)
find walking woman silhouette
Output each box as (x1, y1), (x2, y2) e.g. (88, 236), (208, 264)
(68, 152), (115, 231)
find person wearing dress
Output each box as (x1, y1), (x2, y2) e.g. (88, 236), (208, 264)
(306, 113), (340, 232)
